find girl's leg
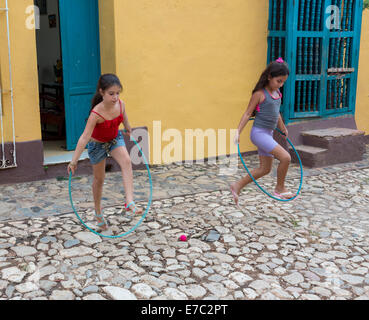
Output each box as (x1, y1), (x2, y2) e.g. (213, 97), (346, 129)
(92, 159), (108, 230)
(270, 144), (295, 198)
(110, 146), (142, 213)
(230, 155), (273, 204)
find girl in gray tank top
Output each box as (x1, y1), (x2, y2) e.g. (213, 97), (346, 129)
(231, 58), (297, 204)
(253, 88), (282, 130)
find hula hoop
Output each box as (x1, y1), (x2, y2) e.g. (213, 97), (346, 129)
(68, 132), (153, 239)
(237, 125), (303, 202)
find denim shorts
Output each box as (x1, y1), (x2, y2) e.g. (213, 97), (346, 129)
(87, 130), (126, 165)
(250, 126), (278, 157)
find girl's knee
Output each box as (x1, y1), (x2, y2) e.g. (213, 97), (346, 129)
(256, 165), (272, 177)
(282, 153), (291, 164)
(260, 166), (272, 176)
(93, 175), (105, 186)
(271, 146), (291, 164)
(120, 153), (132, 168)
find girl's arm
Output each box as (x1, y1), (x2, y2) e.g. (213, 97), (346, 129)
(277, 114), (288, 138)
(67, 114), (98, 174)
(121, 100), (132, 136)
(234, 91), (263, 143)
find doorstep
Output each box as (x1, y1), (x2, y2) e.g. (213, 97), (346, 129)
(43, 150), (89, 166)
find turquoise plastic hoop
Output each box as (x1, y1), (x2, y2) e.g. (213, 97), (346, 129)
(68, 132), (153, 239)
(237, 126), (303, 202)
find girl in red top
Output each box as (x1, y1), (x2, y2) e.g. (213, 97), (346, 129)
(68, 74), (143, 232)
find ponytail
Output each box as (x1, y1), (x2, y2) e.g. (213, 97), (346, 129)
(91, 92), (103, 111)
(252, 69), (271, 95)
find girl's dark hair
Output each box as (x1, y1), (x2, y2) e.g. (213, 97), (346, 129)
(252, 60), (290, 95)
(91, 74), (123, 112)
(251, 60), (289, 117)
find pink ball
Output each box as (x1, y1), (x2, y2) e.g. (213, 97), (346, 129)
(179, 235), (187, 242)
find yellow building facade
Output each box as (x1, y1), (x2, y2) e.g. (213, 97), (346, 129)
(0, 0), (368, 183)
(357, 8), (369, 131)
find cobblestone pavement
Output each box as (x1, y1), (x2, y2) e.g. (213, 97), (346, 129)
(0, 146), (369, 300)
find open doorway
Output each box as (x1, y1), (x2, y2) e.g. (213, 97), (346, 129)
(35, 0), (67, 160)
(36, 0), (101, 162)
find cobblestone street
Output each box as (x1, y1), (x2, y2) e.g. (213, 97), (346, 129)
(0, 146), (369, 300)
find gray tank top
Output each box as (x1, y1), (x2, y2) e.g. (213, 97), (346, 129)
(253, 88), (281, 130)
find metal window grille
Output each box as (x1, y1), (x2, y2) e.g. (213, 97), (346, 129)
(268, 0), (363, 124)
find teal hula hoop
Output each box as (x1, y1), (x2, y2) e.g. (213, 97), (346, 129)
(68, 132), (153, 239)
(237, 125), (303, 202)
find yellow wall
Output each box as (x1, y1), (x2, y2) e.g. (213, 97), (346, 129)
(0, 0), (40, 143)
(356, 9), (369, 135)
(98, 0), (116, 74)
(113, 0), (269, 163)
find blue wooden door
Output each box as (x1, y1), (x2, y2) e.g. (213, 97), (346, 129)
(59, 0), (101, 150)
(268, 0), (363, 125)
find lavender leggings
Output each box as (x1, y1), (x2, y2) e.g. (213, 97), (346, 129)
(250, 126), (278, 157)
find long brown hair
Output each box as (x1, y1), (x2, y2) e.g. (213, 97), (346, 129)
(251, 60), (289, 116)
(90, 74), (123, 112)
(252, 60), (290, 94)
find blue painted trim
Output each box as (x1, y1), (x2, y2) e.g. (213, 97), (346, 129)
(350, 0), (363, 114)
(328, 31), (355, 37)
(287, 111), (355, 124)
(268, 0), (273, 31)
(283, 0), (299, 124)
(291, 111), (321, 119)
(324, 108), (350, 115)
(58, 0), (71, 149)
(327, 74), (353, 80)
(268, 31), (287, 37)
(320, 0), (332, 118)
(267, 0), (272, 63)
(296, 74), (322, 81)
(291, 31), (354, 37)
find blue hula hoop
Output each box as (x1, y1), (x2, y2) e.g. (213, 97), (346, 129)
(237, 125), (303, 202)
(68, 132), (153, 239)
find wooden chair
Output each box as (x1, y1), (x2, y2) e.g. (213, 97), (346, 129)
(39, 83), (65, 139)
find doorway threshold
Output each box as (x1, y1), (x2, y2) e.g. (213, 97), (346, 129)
(43, 140), (88, 165)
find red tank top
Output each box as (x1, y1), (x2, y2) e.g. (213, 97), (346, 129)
(91, 100), (124, 142)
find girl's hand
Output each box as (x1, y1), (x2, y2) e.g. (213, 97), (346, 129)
(280, 127), (288, 139)
(67, 161), (77, 176)
(123, 127), (132, 137)
(233, 131), (240, 145)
